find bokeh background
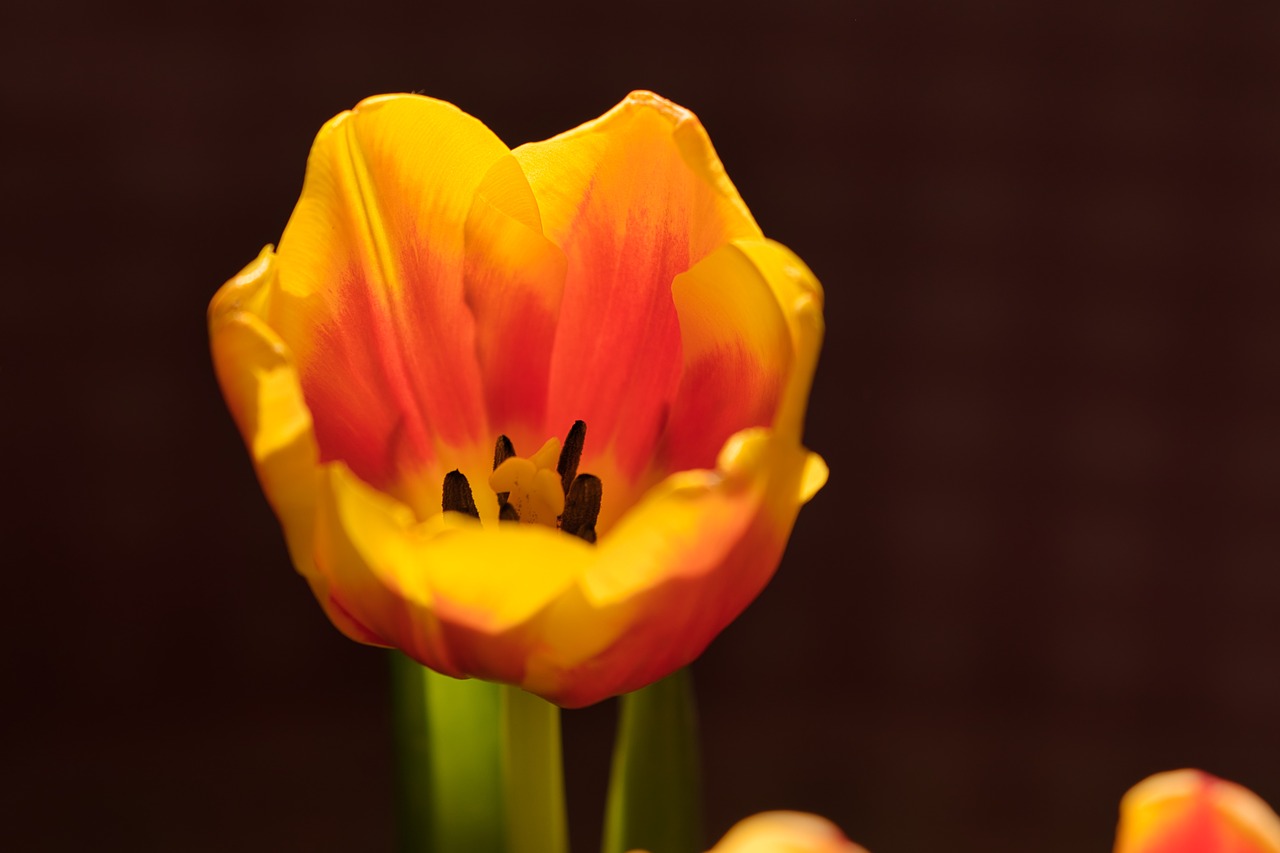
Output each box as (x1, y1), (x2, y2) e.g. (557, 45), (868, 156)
(4, 1), (1278, 850)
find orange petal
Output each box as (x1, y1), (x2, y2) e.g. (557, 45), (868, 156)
(514, 91), (763, 483)
(271, 94), (519, 499)
(1116, 770), (1280, 853)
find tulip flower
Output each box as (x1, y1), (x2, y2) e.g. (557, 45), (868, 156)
(210, 91), (826, 708)
(1116, 769), (1280, 853)
(694, 812), (866, 853)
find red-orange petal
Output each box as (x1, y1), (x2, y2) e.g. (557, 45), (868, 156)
(463, 155), (568, 453)
(514, 91), (763, 483)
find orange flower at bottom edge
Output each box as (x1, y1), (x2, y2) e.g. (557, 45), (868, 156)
(1116, 769), (1280, 853)
(209, 91), (827, 708)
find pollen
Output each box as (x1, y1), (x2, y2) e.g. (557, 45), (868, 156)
(489, 437), (566, 526)
(437, 420), (602, 542)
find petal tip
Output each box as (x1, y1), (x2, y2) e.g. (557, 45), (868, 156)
(351, 91), (464, 118)
(800, 452), (829, 503)
(621, 89), (694, 123)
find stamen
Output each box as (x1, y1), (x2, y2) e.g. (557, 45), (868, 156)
(557, 420), (586, 495)
(493, 434), (516, 469)
(478, 422), (601, 539)
(441, 470), (480, 518)
(493, 434), (516, 511)
(490, 441), (564, 526)
(560, 474), (602, 544)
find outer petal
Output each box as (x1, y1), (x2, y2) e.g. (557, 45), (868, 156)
(268, 94), (550, 511)
(311, 462), (595, 682)
(521, 429), (825, 706)
(1116, 770), (1280, 853)
(514, 91), (763, 483)
(699, 812), (866, 853)
(209, 248), (384, 645)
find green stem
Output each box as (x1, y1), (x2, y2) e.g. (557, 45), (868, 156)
(390, 653), (507, 853)
(602, 669), (702, 853)
(501, 685), (569, 853)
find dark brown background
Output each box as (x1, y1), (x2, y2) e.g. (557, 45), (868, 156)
(3, 1), (1278, 850)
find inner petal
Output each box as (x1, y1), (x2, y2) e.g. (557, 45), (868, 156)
(661, 241), (794, 472)
(464, 156), (568, 455)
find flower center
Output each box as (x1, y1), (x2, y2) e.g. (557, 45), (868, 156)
(441, 420), (602, 543)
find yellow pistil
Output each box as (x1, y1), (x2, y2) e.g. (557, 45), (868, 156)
(488, 437), (566, 527)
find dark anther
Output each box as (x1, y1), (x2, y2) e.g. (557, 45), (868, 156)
(499, 502), (521, 522)
(493, 434), (516, 508)
(557, 420), (587, 495)
(560, 473), (602, 544)
(442, 470), (480, 518)
(494, 435), (516, 469)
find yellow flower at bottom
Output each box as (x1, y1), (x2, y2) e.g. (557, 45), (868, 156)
(209, 91), (827, 707)
(1116, 770), (1280, 853)
(693, 812), (867, 853)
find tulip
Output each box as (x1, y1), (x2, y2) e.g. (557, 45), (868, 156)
(1116, 769), (1280, 853)
(695, 812), (867, 853)
(210, 91), (826, 708)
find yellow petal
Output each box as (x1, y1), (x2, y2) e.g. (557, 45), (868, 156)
(312, 463), (594, 681)
(732, 238), (825, 442)
(661, 241), (794, 473)
(323, 421), (822, 706)
(1116, 770), (1280, 853)
(208, 248), (383, 645)
(521, 428), (825, 706)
